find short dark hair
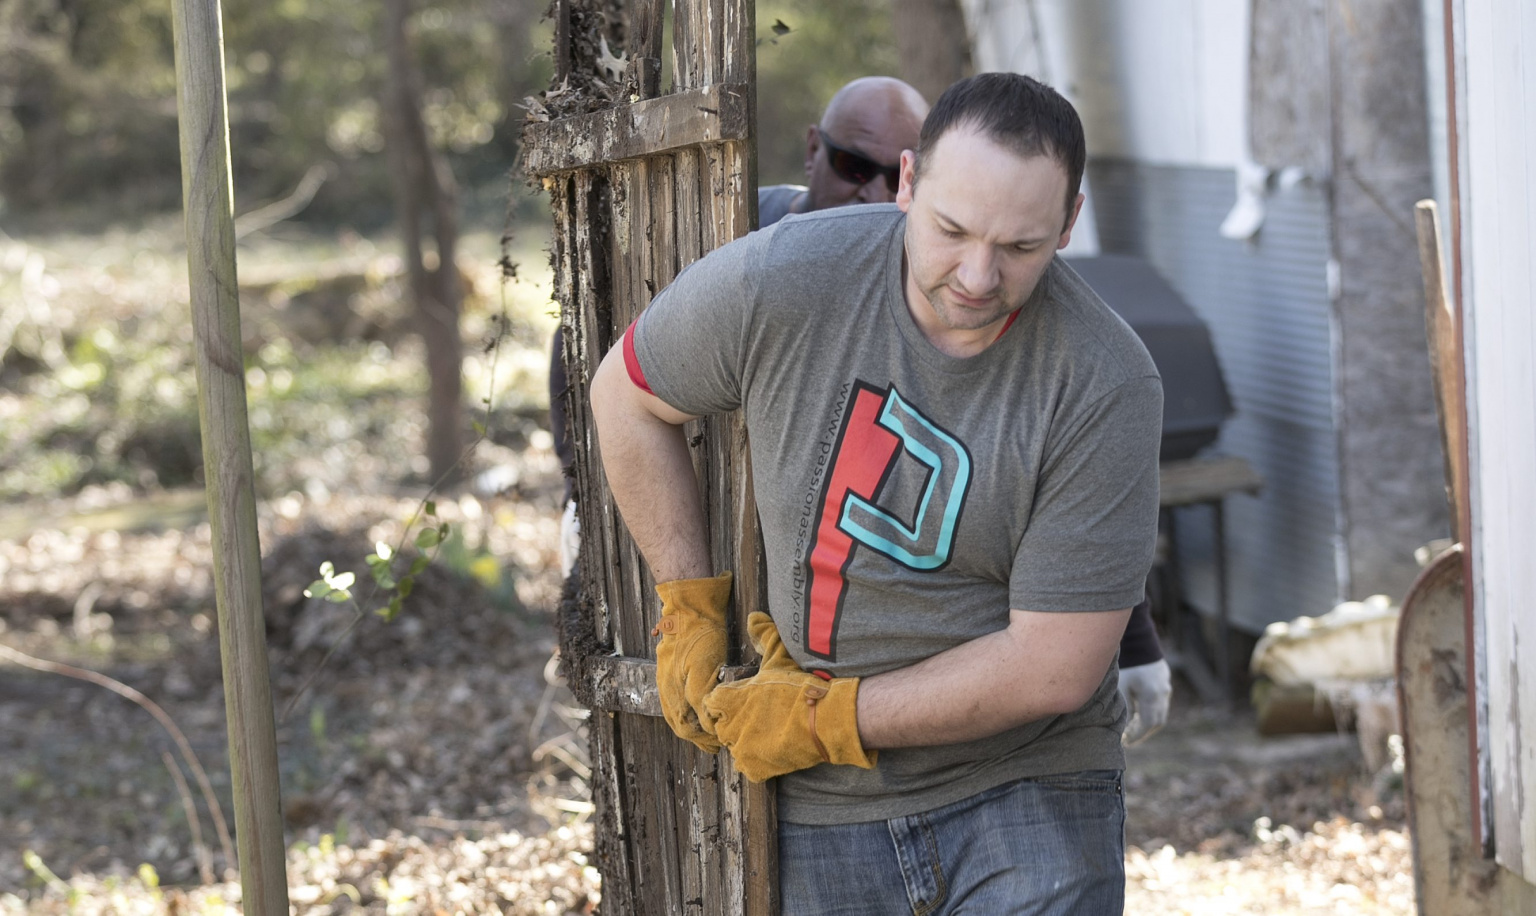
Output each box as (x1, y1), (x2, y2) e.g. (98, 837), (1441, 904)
(913, 73), (1087, 225)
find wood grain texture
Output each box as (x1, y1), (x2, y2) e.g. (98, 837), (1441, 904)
(537, 2), (769, 911)
(1393, 546), (1536, 912)
(523, 83), (751, 176)
(170, 0), (288, 908)
(1414, 201), (1466, 541)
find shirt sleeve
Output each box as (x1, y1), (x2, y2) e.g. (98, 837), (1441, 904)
(1008, 374), (1163, 612)
(628, 227), (770, 417)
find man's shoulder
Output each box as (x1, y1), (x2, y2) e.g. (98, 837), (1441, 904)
(1039, 258), (1161, 383)
(758, 202), (903, 255)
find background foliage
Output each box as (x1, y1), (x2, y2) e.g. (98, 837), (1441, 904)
(0, 0), (899, 506)
(754, 0), (901, 187)
(0, 0), (551, 222)
(0, 0), (896, 219)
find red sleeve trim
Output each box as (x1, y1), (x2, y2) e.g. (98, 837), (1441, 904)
(622, 322), (656, 396)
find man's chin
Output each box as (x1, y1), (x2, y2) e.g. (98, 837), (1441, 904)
(931, 292), (1010, 331)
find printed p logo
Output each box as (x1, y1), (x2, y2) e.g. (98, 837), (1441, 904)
(803, 383), (971, 661)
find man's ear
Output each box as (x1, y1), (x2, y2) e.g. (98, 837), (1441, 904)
(804, 125), (821, 178)
(895, 150), (918, 212)
(1056, 192), (1086, 250)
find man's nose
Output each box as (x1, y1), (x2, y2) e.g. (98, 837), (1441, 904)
(955, 246), (999, 293)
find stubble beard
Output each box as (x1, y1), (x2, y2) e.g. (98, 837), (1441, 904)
(921, 279), (1026, 333)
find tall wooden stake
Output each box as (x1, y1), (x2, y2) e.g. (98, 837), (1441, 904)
(170, 0), (289, 909)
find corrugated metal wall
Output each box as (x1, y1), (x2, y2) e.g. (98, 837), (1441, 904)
(1090, 158), (1341, 633)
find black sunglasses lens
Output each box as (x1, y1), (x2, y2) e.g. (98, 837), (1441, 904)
(830, 148), (876, 186)
(822, 130), (901, 193)
(830, 148), (900, 193)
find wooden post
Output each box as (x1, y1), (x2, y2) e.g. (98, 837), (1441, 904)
(170, 0), (290, 910)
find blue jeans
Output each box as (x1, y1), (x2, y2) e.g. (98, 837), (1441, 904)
(779, 771), (1125, 915)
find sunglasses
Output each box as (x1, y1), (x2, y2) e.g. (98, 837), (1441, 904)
(817, 128), (902, 193)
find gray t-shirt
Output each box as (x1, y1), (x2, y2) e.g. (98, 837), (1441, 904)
(631, 204), (1163, 824)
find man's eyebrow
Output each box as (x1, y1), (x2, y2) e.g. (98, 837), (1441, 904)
(933, 207), (1051, 246)
(932, 208), (966, 232)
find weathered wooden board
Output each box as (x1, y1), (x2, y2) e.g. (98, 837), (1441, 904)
(537, 1), (767, 913)
(523, 83), (751, 176)
(1399, 546), (1536, 911)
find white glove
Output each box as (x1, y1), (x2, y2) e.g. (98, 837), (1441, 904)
(559, 499), (581, 578)
(1117, 659), (1172, 746)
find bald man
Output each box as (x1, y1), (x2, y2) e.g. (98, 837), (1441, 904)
(760, 76), (930, 223)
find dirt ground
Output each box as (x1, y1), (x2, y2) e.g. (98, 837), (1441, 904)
(0, 451), (1413, 913)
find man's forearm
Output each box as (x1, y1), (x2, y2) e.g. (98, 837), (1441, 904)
(590, 352), (712, 583)
(855, 607), (1131, 749)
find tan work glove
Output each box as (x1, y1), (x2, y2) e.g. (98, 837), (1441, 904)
(703, 611), (877, 782)
(653, 571), (733, 753)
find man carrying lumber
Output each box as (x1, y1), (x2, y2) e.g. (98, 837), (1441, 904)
(759, 76), (1172, 744)
(591, 72), (1162, 912)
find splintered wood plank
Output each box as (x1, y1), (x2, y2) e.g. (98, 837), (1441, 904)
(700, 0), (724, 85)
(674, 149), (706, 271)
(666, 146), (735, 915)
(741, 764), (779, 916)
(718, 0), (751, 86)
(523, 84), (751, 176)
(618, 156), (656, 654)
(589, 710), (636, 914)
(570, 171), (615, 642)
(623, 716), (687, 913)
(552, 0), (571, 84)
(538, 3), (773, 912)
(671, 0), (703, 91)
(627, 0), (666, 98)
(650, 154), (679, 289)
(585, 656), (757, 715)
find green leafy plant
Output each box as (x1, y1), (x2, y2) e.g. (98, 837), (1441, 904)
(303, 500), (452, 623)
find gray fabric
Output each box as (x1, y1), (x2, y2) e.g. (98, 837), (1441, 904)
(632, 204), (1163, 825)
(758, 184), (806, 228)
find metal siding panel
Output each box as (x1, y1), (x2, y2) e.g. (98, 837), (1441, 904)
(1089, 159), (1341, 633)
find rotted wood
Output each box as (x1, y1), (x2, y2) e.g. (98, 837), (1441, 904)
(522, 83), (751, 177)
(541, 0), (766, 911)
(627, 0), (665, 99)
(585, 655), (759, 716)
(553, 0), (572, 83)
(551, 169), (637, 916)
(1396, 546), (1536, 912)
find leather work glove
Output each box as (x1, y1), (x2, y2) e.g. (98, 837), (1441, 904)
(703, 612), (877, 782)
(1117, 658), (1172, 746)
(653, 571), (733, 753)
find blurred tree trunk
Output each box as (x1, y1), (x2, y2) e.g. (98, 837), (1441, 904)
(891, 0), (973, 103)
(383, 0), (465, 484)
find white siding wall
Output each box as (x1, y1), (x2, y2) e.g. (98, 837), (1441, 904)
(960, 0), (1250, 168)
(963, 0), (1343, 631)
(1461, 0), (1536, 882)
